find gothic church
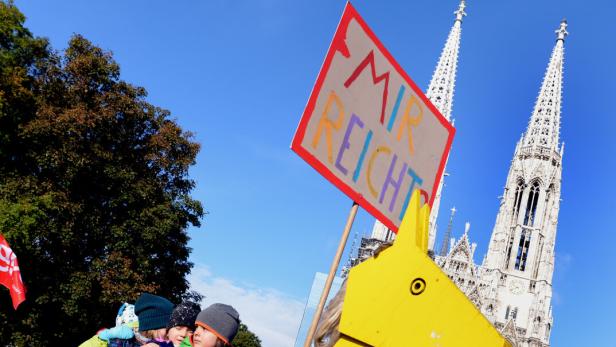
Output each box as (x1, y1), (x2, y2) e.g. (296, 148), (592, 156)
(348, 2), (567, 346)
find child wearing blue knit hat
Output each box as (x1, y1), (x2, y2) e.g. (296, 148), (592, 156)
(134, 293), (175, 346)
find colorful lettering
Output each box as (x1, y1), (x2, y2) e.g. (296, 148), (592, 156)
(379, 154), (409, 212)
(420, 189), (430, 205)
(398, 168), (423, 220)
(336, 114), (365, 176)
(353, 130), (373, 183)
(344, 50), (390, 124)
(311, 91), (345, 164)
(396, 94), (423, 155)
(367, 146), (391, 199)
(387, 85), (406, 132)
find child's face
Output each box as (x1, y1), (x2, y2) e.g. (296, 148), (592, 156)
(152, 328), (167, 339)
(168, 326), (193, 346)
(193, 326), (220, 347)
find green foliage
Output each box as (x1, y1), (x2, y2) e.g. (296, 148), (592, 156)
(0, 1), (203, 344)
(181, 289), (205, 304)
(232, 323), (262, 347)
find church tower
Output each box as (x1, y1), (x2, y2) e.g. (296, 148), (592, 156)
(370, 1), (466, 247)
(425, 1), (466, 251)
(480, 21), (568, 347)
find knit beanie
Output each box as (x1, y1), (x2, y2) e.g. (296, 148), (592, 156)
(115, 303), (139, 329)
(167, 301), (201, 329)
(196, 303), (240, 345)
(134, 293), (174, 331)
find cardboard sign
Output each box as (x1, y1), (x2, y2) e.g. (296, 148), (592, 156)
(291, 2), (454, 232)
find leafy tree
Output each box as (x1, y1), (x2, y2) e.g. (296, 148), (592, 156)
(0, 1), (203, 344)
(181, 289), (205, 304)
(232, 323), (262, 347)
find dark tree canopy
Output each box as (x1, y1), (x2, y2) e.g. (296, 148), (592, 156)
(0, 1), (203, 344)
(232, 323), (263, 347)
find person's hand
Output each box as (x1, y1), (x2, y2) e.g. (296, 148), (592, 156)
(98, 325), (134, 341)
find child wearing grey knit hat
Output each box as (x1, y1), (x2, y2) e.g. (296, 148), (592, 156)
(185, 303), (240, 347)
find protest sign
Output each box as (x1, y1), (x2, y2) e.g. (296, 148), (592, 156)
(292, 2), (455, 232)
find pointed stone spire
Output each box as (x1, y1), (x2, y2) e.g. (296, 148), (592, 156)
(426, 0), (466, 121)
(427, 0), (467, 251)
(438, 206), (456, 257)
(370, 1), (467, 251)
(522, 20), (567, 150)
(455, 0), (467, 23)
(479, 22), (568, 346)
(556, 19), (569, 41)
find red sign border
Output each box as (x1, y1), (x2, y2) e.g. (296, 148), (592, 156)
(291, 2), (455, 233)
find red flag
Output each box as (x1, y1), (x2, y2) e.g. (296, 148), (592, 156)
(0, 235), (26, 309)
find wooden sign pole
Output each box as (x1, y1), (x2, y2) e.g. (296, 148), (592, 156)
(303, 202), (359, 347)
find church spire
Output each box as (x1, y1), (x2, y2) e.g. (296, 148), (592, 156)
(522, 20), (567, 150)
(425, 0), (466, 121)
(480, 22), (568, 346)
(426, 0), (466, 251)
(455, 0), (467, 23)
(369, 1), (467, 251)
(438, 207), (456, 257)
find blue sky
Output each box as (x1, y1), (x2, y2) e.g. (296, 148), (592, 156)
(15, 0), (616, 346)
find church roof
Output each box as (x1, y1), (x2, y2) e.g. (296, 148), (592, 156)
(501, 318), (520, 347)
(442, 222), (478, 276)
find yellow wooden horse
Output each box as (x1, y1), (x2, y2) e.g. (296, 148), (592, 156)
(333, 191), (512, 346)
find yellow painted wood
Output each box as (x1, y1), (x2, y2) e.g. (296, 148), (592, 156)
(333, 339), (357, 347)
(335, 191), (511, 347)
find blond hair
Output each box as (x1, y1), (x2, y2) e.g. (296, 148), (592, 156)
(313, 241), (393, 347)
(313, 280), (346, 347)
(134, 328), (167, 343)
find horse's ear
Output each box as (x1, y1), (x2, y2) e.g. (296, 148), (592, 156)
(396, 190), (429, 253)
(417, 202), (430, 252)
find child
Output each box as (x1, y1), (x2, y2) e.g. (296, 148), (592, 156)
(180, 303), (240, 347)
(134, 292), (175, 347)
(166, 301), (201, 347)
(78, 302), (139, 347)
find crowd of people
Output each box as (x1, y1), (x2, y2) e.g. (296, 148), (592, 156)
(79, 293), (240, 347)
